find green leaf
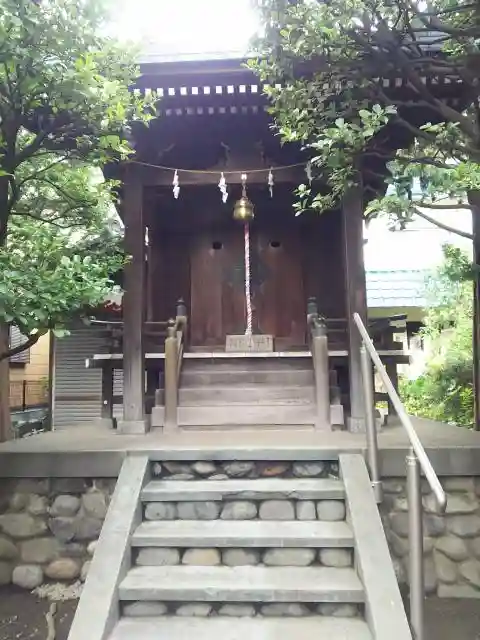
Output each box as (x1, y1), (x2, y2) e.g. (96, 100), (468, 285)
(52, 328), (70, 338)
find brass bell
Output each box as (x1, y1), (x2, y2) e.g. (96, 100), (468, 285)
(233, 195), (254, 222)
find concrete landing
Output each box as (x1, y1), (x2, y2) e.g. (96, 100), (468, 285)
(1, 417), (479, 477)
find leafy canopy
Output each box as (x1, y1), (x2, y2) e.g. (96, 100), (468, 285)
(0, 0), (154, 357)
(251, 0), (480, 233)
(0, 212), (124, 352)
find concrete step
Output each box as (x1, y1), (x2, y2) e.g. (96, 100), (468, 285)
(132, 520), (354, 548)
(179, 370), (315, 387)
(141, 478), (345, 502)
(109, 616), (373, 640)
(119, 565), (365, 603)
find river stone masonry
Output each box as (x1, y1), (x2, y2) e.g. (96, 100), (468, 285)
(152, 460), (340, 480)
(381, 476), (480, 598)
(0, 478), (115, 589)
(121, 601), (363, 619)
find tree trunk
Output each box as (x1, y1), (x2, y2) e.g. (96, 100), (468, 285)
(0, 176), (12, 440)
(0, 322), (12, 441)
(468, 190), (480, 430)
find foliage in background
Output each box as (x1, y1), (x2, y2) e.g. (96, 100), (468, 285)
(251, 0), (480, 238)
(400, 245), (474, 427)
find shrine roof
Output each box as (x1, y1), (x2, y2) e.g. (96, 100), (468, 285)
(366, 269), (427, 309)
(139, 49), (247, 65)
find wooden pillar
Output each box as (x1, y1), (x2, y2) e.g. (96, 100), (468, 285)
(118, 172), (148, 434)
(146, 228), (152, 322)
(342, 182), (367, 431)
(99, 365), (114, 428)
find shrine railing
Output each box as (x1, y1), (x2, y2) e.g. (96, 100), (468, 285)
(86, 298), (188, 427)
(354, 312), (446, 640)
(163, 299), (188, 430)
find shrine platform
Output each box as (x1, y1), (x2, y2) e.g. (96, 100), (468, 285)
(0, 417), (479, 478)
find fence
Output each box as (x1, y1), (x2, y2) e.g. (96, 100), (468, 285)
(9, 380), (48, 411)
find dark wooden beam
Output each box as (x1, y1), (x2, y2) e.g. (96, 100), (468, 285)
(100, 365), (114, 427)
(342, 181), (368, 431)
(126, 161), (305, 188)
(118, 172), (148, 434)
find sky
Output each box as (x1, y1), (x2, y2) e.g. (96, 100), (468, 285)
(112, 0), (258, 55)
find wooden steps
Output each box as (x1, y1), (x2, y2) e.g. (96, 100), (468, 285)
(152, 353), (344, 429)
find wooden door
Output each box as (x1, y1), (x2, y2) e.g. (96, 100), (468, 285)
(253, 227), (306, 349)
(190, 227), (246, 346)
(190, 224), (306, 348)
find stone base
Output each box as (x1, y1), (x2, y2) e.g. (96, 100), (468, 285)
(347, 416), (366, 433)
(90, 418), (116, 430)
(117, 419), (150, 435)
(347, 414), (383, 433)
(226, 334), (273, 353)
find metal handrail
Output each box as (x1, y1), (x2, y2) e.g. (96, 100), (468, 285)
(354, 312), (446, 509)
(353, 312), (446, 640)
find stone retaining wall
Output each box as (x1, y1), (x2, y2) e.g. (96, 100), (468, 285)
(381, 477), (480, 598)
(0, 478), (115, 589)
(1, 462), (479, 599)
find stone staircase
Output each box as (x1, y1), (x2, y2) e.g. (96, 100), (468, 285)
(151, 354), (344, 429)
(68, 454), (412, 640)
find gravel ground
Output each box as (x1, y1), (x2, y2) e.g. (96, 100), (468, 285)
(0, 587), (478, 640)
(0, 587), (78, 640)
(423, 598), (480, 640)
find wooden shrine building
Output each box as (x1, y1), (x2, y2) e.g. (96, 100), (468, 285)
(71, 53), (421, 434)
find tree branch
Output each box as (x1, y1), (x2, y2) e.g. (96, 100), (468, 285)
(413, 206), (473, 239)
(0, 332), (41, 362)
(14, 130), (50, 167)
(416, 201), (472, 211)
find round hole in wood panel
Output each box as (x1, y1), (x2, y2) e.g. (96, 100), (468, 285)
(270, 240), (281, 249)
(212, 241), (223, 250)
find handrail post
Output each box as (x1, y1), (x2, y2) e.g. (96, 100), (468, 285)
(311, 318), (331, 429)
(164, 320), (178, 432)
(176, 297), (187, 319)
(360, 345), (383, 503)
(407, 446), (425, 640)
